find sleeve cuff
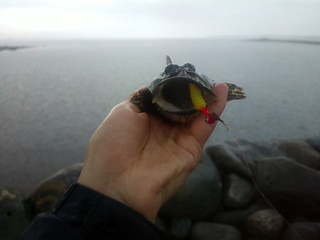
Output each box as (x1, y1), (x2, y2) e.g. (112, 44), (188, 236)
(53, 183), (170, 239)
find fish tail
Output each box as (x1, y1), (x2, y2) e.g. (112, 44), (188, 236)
(225, 83), (246, 101)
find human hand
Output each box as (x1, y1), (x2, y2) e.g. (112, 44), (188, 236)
(78, 83), (228, 222)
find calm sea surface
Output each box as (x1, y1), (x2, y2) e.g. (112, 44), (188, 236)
(0, 39), (319, 193)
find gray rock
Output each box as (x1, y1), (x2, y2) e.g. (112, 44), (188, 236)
(206, 143), (248, 177)
(278, 139), (320, 170)
(170, 218), (192, 239)
(307, 136), (320, 152)
(24, 163), (83, 219)
(159, 152), (222, 220)
(210, 198), (268, 229)
(0, 187), (29, 240)
(245, 209), (284, 239)
(206, 140), (282, 178)
(191, 222), (241, 240)
(281, 221), (320, 240)
(253, 156), (320, 216)
(223, 174), (256, 208)
(155, 216), (168, 232)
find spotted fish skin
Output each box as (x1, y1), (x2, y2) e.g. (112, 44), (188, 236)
(225, 83), (246, 101)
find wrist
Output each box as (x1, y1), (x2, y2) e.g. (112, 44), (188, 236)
(53, 183), (168, 239)
(77, 178), (159, 222)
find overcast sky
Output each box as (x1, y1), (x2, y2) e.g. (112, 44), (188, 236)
(0, 0), (319, 40)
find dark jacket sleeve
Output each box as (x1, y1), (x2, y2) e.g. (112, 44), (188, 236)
(20, 183), (172, 240)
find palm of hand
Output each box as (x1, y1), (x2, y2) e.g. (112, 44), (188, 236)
(78, 83), (228, 221)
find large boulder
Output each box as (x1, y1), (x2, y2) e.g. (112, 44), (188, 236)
(24, 163), (83, 219)
(206, 140), (282, 178)
(0, 187), (29, 240)
(278, 139), (320, 170)
(281, 222), (320, 240)
(159, 152), (222, 220)
(306, 136), (320, 152)
(252, 156), (320, 216)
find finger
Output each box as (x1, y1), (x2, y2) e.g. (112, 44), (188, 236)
(99, 99), (146, 133)
(191, 82), (228, 146)
(94, 99), (149, 150)
(97, 85), (153, 135)
(208, 82), (228, 116)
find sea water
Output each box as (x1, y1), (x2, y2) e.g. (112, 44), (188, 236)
(0, 39), (319, 192)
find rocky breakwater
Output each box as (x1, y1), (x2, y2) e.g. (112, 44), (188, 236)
(204, 137), (320, 240)
(1, 137), (320, 240)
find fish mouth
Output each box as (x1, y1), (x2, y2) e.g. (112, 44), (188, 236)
(149, 76), (215, 97)
(149, 77), (217, 115)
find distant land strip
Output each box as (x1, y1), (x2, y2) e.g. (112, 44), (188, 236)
(248, 38), (320, 45)
(0, 46), (30, 52)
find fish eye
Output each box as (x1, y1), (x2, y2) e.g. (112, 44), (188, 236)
(182, 63), (195, 72)
(164, 64), (179, 75)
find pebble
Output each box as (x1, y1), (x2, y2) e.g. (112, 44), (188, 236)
(170, 218), (192, 239)
(223, 174), (256, 208)
(191, 222), (241, 240)
(211, 198), (268, 229)
(244, 209), (284, 239)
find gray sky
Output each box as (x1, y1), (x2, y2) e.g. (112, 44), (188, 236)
(0, 0), (319, 40)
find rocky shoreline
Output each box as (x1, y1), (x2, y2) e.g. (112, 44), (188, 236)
(1, 136), (320, 240)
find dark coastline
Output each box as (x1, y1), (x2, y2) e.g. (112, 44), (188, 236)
(247, 38), (320, 45)
(0, 46), (30, 52)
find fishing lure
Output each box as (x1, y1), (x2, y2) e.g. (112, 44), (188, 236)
(189, 82), (230, 130)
